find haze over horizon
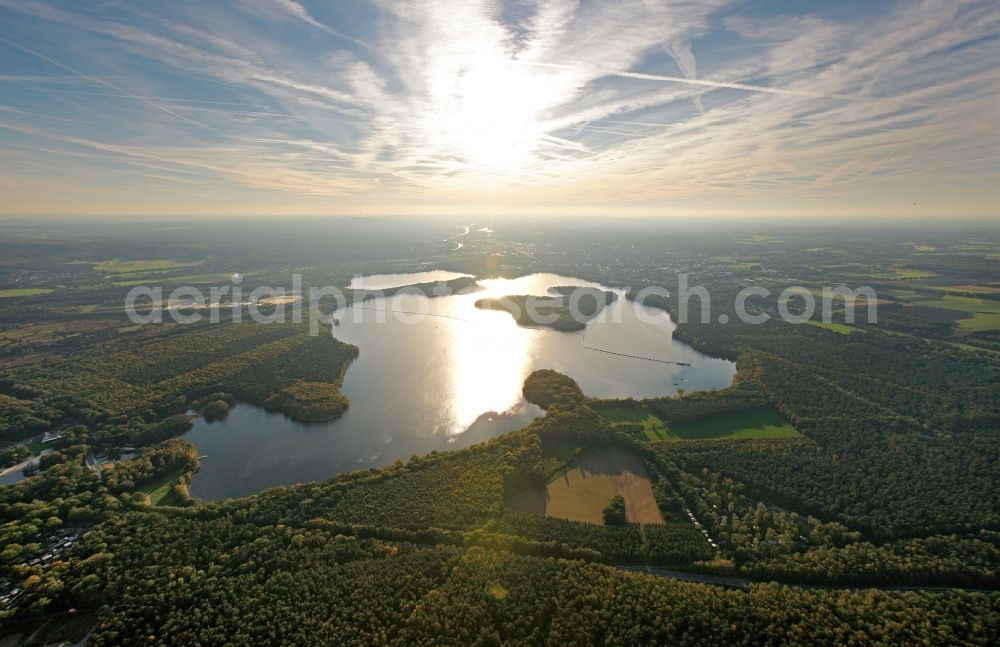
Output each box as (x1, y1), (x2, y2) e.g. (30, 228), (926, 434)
(1, 0), (997, 219)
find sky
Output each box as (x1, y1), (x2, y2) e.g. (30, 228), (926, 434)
(0, 0), (997, 219)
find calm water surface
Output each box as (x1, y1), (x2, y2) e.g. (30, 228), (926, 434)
(347, 270), (473, 290)
(183, 272), (736, 499)
(0, 470), (26, 486)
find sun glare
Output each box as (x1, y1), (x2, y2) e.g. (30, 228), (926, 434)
(447, 279), (533, 432)
(424, 47), (551, 172)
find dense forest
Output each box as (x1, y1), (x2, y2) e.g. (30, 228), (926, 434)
(1, 222), (999, 642)
(522, 369), (587, 409)
(2, 444), (998, 644)
(101, 440), (199, 496)
(0, 394), (60, 445)
(35, 515), (1000, 646)
(4, 384), (998, 634)
(1, 305), (998, 641)
(476, 287), (615, 332)
(0, 322), (358, 449)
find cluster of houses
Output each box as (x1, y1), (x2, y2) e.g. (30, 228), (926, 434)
(646, 465), (721, 552)
(686, 508), (720, 551)
(0, 527), (83, 610)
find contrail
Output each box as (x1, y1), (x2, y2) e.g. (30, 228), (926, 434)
(2, 86), (296, 117)
(273, 0), (374, 51)
(612, 70), (835, 99)
(0, 35), (222, 134)
(523, 61), (836, 99)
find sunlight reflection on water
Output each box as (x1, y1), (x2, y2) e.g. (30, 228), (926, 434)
(182, 272), (736, 499)
(339, 272), (708, 435)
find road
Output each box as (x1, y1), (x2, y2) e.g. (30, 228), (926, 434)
(615, 564), (999, 593)
(0, 451), (47, 479)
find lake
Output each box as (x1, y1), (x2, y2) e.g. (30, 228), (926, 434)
(182, 272), (736, 499)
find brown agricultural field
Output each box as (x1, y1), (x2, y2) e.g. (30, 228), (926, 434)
(540, 447), (664, 525)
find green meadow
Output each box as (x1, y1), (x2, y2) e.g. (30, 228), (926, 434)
(805, 320), (855, 334)
(113, 272), (235, 286)
(897, 293), (1000, 333)
(868, 268), (937, 280)
(600, 405), (800, 441)
(599, 405), (675, 440)
(0, 288), (53, 298)
(137, 466), (188, 506)
(669, 409), (801, 440)
(89, 258), (202, 274)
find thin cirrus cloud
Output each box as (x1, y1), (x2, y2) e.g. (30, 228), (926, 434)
(0, 0), (997, 217)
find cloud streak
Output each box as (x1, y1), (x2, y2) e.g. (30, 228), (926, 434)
(0, 35), (221, 134)
(612, 70), (841, 99)
(264, 0), (374, 50)
(0, 0), (996, 217)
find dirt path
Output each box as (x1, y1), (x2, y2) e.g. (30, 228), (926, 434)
(0, 453), (43, 478)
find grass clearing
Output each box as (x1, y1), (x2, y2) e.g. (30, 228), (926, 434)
(901, 294), (996, 313)
(868, 268), (937, 280)
(956, 312), (1000, 333)
(87, 258), (202, 274)
(930, 284), (1000, 295)
(737, 235), (784, 245)
(0, 288), (53, 298)
(113, 272), (234, 286)
(670, 410), (800, 440)
(600, 404), (799, 441)
(805, 320), (855, 334)
(531, 447), (664, 525)
(712, 255), (758, 271)
(897, 294), (1000, 333)
(600, 405), (675, 440)
(137, 466), (187, 506)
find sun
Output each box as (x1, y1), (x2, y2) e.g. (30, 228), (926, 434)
(451, 58), (541, 169)
(422, 46), (551, 172)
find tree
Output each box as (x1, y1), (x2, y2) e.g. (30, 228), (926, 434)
(603, 496), (627, 526)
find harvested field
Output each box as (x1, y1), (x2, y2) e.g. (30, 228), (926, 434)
(540, 447), (664, 525)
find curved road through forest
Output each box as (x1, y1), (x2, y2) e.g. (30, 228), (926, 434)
(614, 564), (999, 593)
